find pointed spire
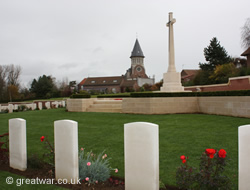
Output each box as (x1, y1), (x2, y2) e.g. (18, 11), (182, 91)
(130, 39), (145, 58)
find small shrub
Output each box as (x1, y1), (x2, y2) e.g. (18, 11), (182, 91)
(0, 133), (9, 164)
(70, 94), (91, 99)
(176, 149), (232, 189)
(40, 136), (54, 167)
(27, 154), (44, 169)
(79, 148), (118, 184)
(18, 105), (28, 112)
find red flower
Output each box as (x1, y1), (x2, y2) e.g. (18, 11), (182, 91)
(114, 180), (119, 185)
(206, 149), (216, 159)
(180, 155), (185, 160)
(109, 177), (113, 182)
(182, 159), (186, 164)
(40, 136), (45, 142)
(218, 149), (226, 158)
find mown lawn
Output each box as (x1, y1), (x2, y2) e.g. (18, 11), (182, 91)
(1, 108), (250, 188)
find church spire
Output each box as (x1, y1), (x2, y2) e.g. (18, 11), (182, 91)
(130, 39), (145, 58)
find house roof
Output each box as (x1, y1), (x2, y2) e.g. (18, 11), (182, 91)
(130, 39), (145, 58)
(83, 76), (124, 86)
(78, 78), (87, 86)
(121, 79), (137, 87)
(241, 47), (250, 56)
(181, 69), (199, 77)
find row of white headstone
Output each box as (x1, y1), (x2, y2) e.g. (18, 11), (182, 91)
(0, 101), (66, 113)
(8, 118), (250, 190)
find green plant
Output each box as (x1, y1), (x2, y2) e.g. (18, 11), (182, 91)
(18, 105), (28, 112)
(0, 133), (9, 164)
(27, 154), (44, 169)
(176, 149), (232, 189)
(79, 148), (118, 184)
(40, 136), (54, 167)
(70, 94), (91, 99)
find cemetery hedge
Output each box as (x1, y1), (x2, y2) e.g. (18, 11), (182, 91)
(97, 93), (131, 98)
(1, 109), (250, 189)
(130, 90), (250, 97)
(94, 90), (250, 98)
(70, 94), (91, 98)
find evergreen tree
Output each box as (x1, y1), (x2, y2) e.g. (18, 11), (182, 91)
(30, 75), (58, 98)
(199, 37), (232, 71)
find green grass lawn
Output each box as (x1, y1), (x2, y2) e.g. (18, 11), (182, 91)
(1, 108), (249, 188)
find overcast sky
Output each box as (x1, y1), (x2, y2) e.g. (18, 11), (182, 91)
(0, 0), (249, 88)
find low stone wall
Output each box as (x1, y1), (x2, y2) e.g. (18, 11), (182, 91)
(122, 97), (199, 114)
(123, 97), (250, 118)
(198, 96), (250, 118)
(67, 97), (250, 118)
(66, 98), (96, 112)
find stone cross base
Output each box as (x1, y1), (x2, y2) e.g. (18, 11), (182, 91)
(160, 72), (184, 92)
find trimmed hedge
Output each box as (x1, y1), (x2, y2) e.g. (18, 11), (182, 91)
(97, 93), (131, 98)
(70, 94), (91, 99)
(130, 90), (250, 97)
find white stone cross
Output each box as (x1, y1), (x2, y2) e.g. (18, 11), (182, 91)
(167, 12), (176, 73)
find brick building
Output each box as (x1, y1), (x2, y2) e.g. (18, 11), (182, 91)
(79, 39), (154, 93)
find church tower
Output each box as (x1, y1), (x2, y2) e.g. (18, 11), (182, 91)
(129, 39), (148, 78)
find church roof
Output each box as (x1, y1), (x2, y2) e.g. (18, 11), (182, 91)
(241, 47), (250, 56)
(130, 39), (145, 58)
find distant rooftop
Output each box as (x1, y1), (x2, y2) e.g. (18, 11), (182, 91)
(241, 47), (250, 56)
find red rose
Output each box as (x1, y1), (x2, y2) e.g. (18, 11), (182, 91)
(40, 136), (45, 142)
(206, 149), (216, 159)
(218, 149), (226, 158)
(180, 155), (186, 160)
(182, 159), (186, 164)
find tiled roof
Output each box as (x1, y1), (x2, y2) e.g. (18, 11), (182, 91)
(241, 47), (250, 56)
(83, 76), (124, 86)
(181, 69), (199, 77)
(78, 78), (87, 86)
(130, 39), (145, 58)
(121, 80), (137, 87)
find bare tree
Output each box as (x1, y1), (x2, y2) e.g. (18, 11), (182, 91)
(241, 18), (250, 49)
(0, 64), (22, 102)
(7, 64), (21, 87)
(0, 65), (9, 100)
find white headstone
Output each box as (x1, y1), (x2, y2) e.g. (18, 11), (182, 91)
(54, 120), (79, 182)
(8, 104), (13, 113)
(32, 103), (36, 110)
(54, 101), (58, 108)
(45, 102), (50, 109)
(14, 104), (18, 110)
(62, 101), (66, 107)
(38, 102), (42, 110)
(0, 104), (2, 112)
(239, 125), (250, 189)
(9, 118), (27, 171)
(124, 122), (159, 190)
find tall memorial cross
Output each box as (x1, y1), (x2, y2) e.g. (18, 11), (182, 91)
(160, 12), (184, 92)
(167, 12), (176, 73)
